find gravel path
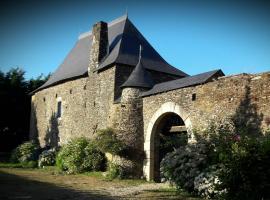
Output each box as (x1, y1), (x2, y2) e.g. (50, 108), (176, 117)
(107, 182), (171, 197)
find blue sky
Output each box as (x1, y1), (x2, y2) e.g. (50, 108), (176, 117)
(0, 0), (269, 80)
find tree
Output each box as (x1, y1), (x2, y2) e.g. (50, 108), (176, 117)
(0, 68), (49, 153)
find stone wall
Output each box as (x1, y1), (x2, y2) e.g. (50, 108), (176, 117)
(30, 66), (116, 147)
(108, 87), (145, 177)
(143, 72), (270, 138)
(114, 65), (134, 101)
(30, 61), (183, 149)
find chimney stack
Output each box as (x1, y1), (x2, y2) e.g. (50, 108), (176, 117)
(89, 21), (108, 73)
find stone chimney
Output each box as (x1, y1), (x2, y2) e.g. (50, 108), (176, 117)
(89, 21), (108, 73)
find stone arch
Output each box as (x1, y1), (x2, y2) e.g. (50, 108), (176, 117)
(143, 102), (193, 181)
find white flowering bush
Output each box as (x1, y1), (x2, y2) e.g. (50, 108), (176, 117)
(56, 137), (106, 174)
(38, 148), (56, 168)
(194, 165), (226, 199)
(160, 142), (211, 192)
(10, 141), (40, 164)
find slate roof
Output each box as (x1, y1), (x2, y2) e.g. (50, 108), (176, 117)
(34, 15), (187, 93)
(121, 55), (154, 89)
(141, 69), (224, 97)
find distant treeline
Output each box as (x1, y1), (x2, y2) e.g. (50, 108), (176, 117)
(0, 68), (50, 152)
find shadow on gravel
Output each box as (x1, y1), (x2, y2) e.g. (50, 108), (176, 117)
(0, 170), (115, 200)
(134, 190), (198, 200)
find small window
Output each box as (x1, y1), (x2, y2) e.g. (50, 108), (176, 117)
(192, 93), (196, 101)
(57, 101), (62, 118)
(43, 97), (46, 102)
(70, 89), (72, 94)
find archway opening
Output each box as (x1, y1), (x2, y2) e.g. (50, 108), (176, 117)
(153, 112), (188, 182)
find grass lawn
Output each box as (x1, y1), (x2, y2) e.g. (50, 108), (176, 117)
(0, 163), (201, 200)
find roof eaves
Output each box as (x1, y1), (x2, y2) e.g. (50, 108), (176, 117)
(30, 72), (88, 95)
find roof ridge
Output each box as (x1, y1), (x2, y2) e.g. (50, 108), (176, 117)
(78, 15), (128, 40)
(108, 14), (128, 27)
(113, 16), (129, 63)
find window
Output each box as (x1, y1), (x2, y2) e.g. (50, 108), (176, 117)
(192, 93), (196, 101)
(57, 101), (62, 118)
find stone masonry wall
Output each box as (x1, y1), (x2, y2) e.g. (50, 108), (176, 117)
(30, 66), (116, 147)
(143, 72), (270, 138)
(30, 62), (183, 149)
(108, 87), (145, 177)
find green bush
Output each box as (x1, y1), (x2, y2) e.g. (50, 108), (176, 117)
(94, 128), (126, 155)
(56, 137), (106, 174)
(21, 160), (38, 168)
(38, 148), (57, 168)
(213, 134), (270, 200)
(198, 120), (270, 199)
(10, 141), (40, 164)
(105, 162), (125, 180)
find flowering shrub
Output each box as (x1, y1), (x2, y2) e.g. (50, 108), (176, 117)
(194, 165), (226, 199)
(160, 142), (211, 192)
(216, 135), (270, 200)
(198, 121), (270, 199)
(56, 137), (106, 174)
(10, 141), (40, 164)
(161, 117), (270, 199)
(38, 148), (56, 168)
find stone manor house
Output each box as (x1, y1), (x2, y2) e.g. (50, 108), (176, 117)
(30, 15), (270, 181)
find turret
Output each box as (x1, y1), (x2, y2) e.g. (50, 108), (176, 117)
(114, 45), (153, 177)
(121, 45), (154, 103)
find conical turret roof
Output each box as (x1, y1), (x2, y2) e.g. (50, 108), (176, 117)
(121, 46), (154, 89)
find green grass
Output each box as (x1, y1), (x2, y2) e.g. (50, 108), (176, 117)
(81, 171), (104, 178)
(82, 171), (148, 186)
(0, 162), (23, 168)
(0, 161), (38, 169)
(0, 163), (149, 186)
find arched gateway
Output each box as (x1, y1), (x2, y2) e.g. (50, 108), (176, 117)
(143, 102), (193, 181)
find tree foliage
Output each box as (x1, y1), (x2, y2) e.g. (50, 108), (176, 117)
(0, 68), (50, 152)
